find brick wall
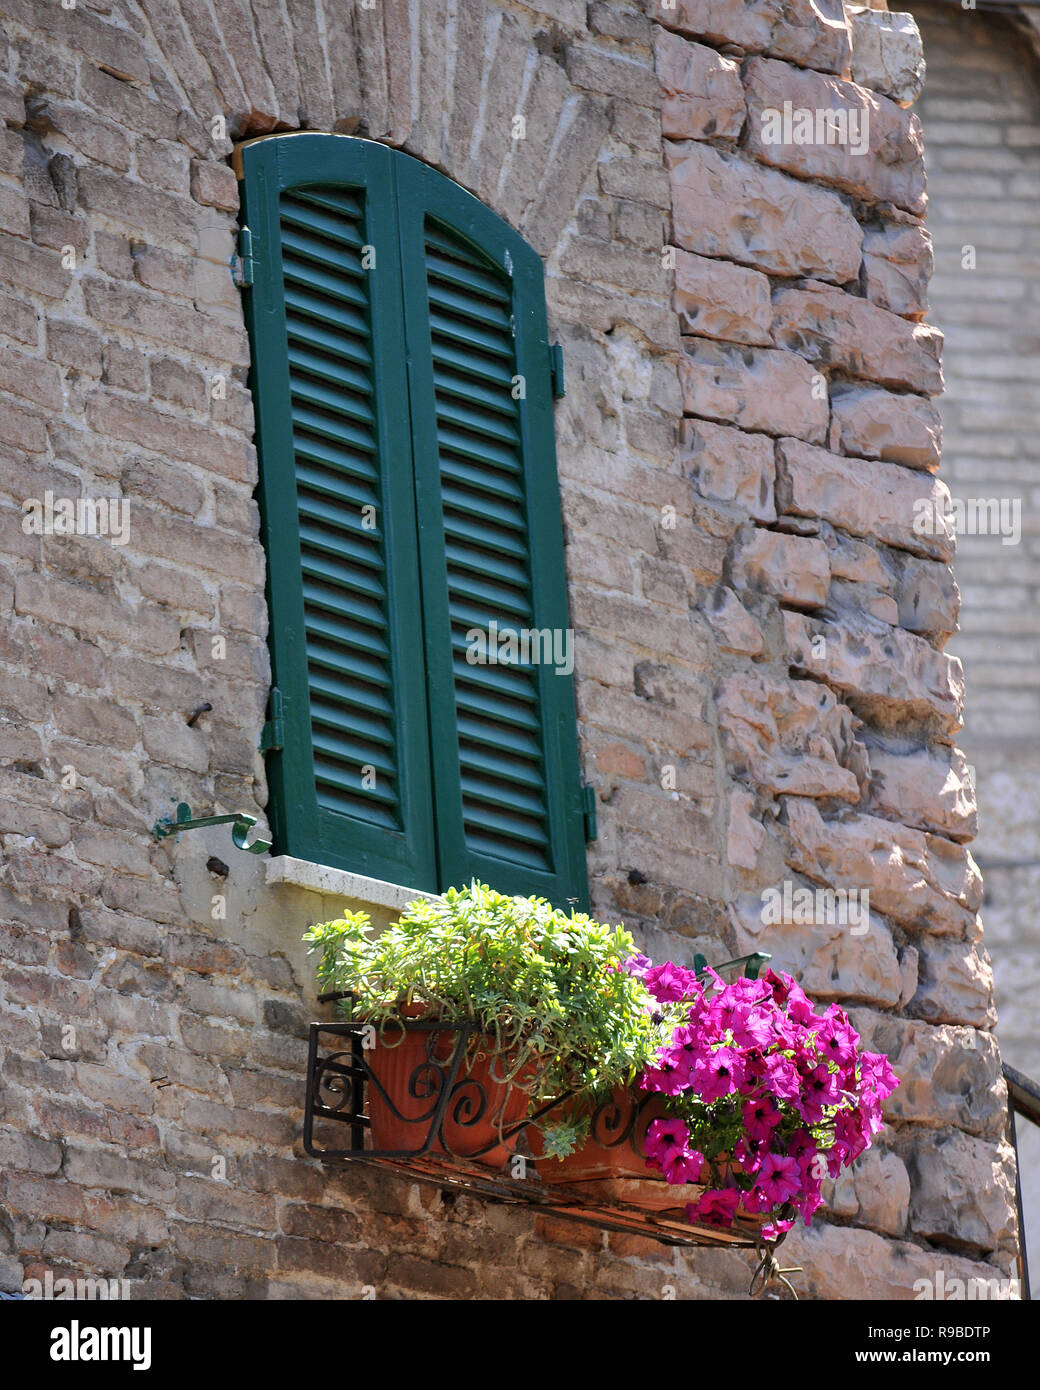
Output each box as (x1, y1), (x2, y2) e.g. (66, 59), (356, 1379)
(0, 0), (1020, 1299)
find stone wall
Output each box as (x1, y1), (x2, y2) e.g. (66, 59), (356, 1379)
(0, 0), (1020, 1299)
(908, 0), (1040, 1291)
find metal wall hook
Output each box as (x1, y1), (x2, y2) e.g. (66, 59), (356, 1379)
(152, 802), (271, 855)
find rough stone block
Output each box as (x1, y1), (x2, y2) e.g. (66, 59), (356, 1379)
(784, 798), (982, 936)
(666, 140), (863, 283)
(653, 28), (745, 140)
(776, 437), (954, 562)
(665, 0), (852, 75)
(717, 670), (862, 801)
(673, 248), (773, 345)
(771, 281), (943, 395)
(681, 418), (775, 521)
(730, 526), (831, 609)
(829, 384), (941, 472)
(849, 7), (926, 108)
(680, 339), (829, 442)
(744, 56), (925, 215)
(784, 608), (964, 733)
(909, 1132), (1018, 1252)
(867, 745), (977, 843)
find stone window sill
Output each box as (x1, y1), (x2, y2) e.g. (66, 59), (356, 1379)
(263, 854), (438, 913)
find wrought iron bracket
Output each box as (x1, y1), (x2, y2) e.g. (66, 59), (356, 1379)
(152, 801), (271, 854)
(694, 951), (771, 981)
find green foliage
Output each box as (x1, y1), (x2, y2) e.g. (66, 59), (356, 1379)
(303, 882), (667, 1116)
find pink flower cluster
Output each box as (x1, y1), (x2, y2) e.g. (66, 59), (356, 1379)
(634, 962), (899, 1240)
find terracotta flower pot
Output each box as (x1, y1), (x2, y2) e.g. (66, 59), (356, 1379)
(531, 1089), (763, 1233)
(365, 1011), (536, 1170)
(530, 1087), (691, 1210)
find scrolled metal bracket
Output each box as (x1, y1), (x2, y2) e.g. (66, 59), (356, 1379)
(152, 801), (271, 855)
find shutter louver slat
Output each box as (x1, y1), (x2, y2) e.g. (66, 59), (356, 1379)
(423, 219), (553, 874)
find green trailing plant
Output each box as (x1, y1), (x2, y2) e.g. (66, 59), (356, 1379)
(303, 881), (673, 1150)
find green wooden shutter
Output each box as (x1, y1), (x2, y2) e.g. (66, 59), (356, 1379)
(241, 134), (588, 910)
(240, 134), (437, 888)
(394, 155), (590, 910)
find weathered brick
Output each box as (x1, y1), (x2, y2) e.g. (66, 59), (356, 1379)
(0, 184), (30, 238)
(86, 394), (256, 482)
(0, 1127), (64, 1176)
(0, 231), (72, 299)
(78, 168), (198, 251)
(132, 244), (196, 298)
(15, 574), (179, 655)
(523, 94), (612, 256)
(148, 357), (209, 412)
(166, 931), (245, 975)
(179, 1097), (293, 1147)
(0, 399), (47, 453)
(120, 458), (207, 517)
(566, 44), (658, 107)
(102, 341), (149, 392)
(4, 0), (151, 83)
(63, 1145), (175, 1204)
(46, 320), (103, 375)
(118, 508), (264, 585)
(174, 1176), (277, 1229)
(1, 291), (38, 345)
(83, 277), (250, 366)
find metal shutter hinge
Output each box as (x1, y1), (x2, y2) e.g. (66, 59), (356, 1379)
(259, 686), (283, 752)
(233, 225), (256, 288)
(549, 343), (565, 399)
(582, 784), (597, 842)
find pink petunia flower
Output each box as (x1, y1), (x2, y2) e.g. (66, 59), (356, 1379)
(686, 1187), (740, 1229)
(644, 1118), (704, 1186)
(644, 961), (702, 1004)
(690, 1045), (746, 1103)
(742, 1096), (783, 1143)
(754, 1153), (802, 1205)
